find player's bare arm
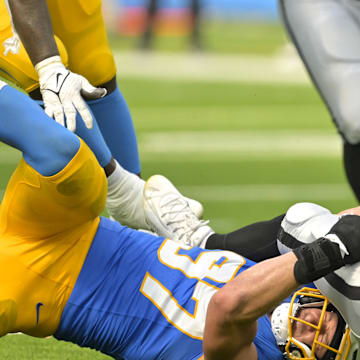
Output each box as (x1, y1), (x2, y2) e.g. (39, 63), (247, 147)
(338, 206), (360, 216)
(6, 0), (106, 131)
(204, 252), (299, 360)
(7, 0), (58, 65)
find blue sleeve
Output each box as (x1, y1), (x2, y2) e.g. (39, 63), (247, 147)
(87, 86), (140, 174)
(0, 85), (80, 176)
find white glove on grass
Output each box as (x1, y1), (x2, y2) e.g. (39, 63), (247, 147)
(35, 56), (107, 131)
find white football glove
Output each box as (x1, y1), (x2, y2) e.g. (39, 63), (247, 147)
(35, 56), (107, 132)
(277, 202), (339, 254)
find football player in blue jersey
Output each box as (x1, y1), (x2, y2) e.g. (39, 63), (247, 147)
(1, 80), (360, 360)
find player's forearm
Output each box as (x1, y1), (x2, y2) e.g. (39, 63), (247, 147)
(218, 231), (349, 323)
(8, 0), (59, 65)
(203, 252), (299, 359)
(218, 252), (299, 323)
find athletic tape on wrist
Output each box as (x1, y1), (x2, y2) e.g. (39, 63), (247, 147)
(293, 237), (345, 284)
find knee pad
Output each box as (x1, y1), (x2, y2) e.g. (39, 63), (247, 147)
(277, 202), (339, 255)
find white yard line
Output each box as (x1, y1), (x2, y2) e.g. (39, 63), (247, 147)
(179, 183), (353, 202)
(114, 47), (310, 85)
(139, 130), (341, 159)
(0, 131), (342, 165)
(0, 183), (352, 203)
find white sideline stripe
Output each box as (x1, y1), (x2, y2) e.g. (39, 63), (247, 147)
(114, 48), (311, 85)
(0, 131), (342, 165)
(179, 184), (353, 202)
(0, 184), (352, 203)
(140, 131), (341, 158)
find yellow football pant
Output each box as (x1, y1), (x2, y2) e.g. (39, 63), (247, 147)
(0, 0), (116, 93)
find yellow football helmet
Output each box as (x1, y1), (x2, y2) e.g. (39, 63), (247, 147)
(272, 287), (352, 360)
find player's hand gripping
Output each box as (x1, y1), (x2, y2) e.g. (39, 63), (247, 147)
(292, 215), (360, 284)
(35, 56), (107, 132)
(326, 214), (360, 265)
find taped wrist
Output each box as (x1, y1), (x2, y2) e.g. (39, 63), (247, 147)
(293, 237), (345, 284)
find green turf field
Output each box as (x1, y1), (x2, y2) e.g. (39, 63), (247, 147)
(108, 20), (287, 54)
(0, 21), (356, 359)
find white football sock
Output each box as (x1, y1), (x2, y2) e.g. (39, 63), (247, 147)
(106, 161), (149, 230)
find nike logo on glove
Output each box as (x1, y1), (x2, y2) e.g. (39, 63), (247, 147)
(36, 302), (43, 325)
(51, 71), (69, 94)
(56, 73), (62, 88)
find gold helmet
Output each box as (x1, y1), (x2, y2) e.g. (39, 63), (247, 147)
(271, 287), (352, 360)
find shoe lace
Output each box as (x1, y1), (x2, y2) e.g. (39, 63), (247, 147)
(159, 195), (209, 245)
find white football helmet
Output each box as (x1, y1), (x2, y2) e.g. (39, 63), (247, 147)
(271, 287), (355, 360)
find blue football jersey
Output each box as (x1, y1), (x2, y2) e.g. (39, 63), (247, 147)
(55, 217), (282, 360)
(255, 315), (283, 360)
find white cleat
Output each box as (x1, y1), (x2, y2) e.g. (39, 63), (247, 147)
(186, 197), (204, 219)
(144, 175), (214, 247)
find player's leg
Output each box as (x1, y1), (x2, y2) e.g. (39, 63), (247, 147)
(0, 1), (111, 168)
(143, 174), (285, 261)
(0, 5), (147, 228)
(0, 78), (148, 233)
(0, 81), (110, 285)
(0, 1), (201, 229)
(46, 0), (141, 175)
(86, 89), (140, 175)
(0, 82), (79, 175)
(140, 0), (159, 50)
(279, 0), (360, 201)
(205, 215), (284, 262)
(0, 81), (149, 228)
(45, 0), (203, 222)
(190, 0), (203, 50)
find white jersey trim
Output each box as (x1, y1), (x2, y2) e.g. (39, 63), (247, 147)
(0, 80), (8, 91)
